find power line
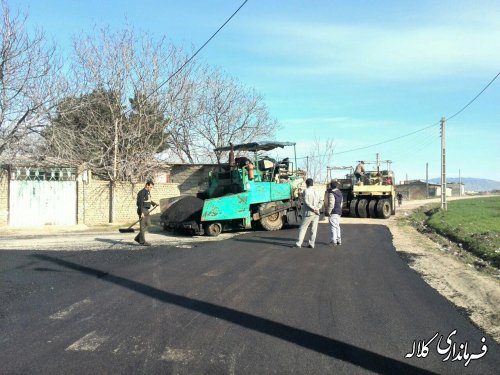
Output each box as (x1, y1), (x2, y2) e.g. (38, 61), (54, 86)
(333, 122), (439, 156)
(295, 71), (500, 160)
(294, 123), (438, 160)
(447, 72), (500, 121)
(141, 0), (249, 105)
(111, 0), (249, 178)
(389, 128), (441, 161)
(390, 126), (440, 154)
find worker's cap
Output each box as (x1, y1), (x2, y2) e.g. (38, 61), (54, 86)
(330, 179), (338, 188)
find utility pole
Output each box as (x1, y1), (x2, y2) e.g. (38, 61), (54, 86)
(440, 117), (447, 210)
(293, 144), (297, 174)
(459, 169), (462, 196)
(110, 118), (119, 223)
(426, 162), (429, 198)
(113, 119), (118, 181)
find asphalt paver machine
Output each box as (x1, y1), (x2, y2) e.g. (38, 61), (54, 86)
(161, 142), (305, 236)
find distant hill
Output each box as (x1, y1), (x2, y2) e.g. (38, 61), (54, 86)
(428, 178), (500, 192)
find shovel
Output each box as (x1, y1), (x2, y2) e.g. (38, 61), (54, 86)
(118, 205), (159, 233)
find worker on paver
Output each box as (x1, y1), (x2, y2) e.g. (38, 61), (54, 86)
(134, 180), (157, 246)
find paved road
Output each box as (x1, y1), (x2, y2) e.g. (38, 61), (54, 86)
(1, 224), (499, 374)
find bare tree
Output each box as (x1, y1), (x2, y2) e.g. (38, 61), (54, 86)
(305, 137), (336, 183)
(160, 53), (203, 164)
(43, 27), (192, 181)
(0, 0), (63, 157)
(166, 66), (280, 164)
(41, 25), (279, 174)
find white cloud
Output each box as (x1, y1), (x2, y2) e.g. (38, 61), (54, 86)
(240, 15), (500, 82)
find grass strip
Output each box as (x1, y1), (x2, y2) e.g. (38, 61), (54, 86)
(407, 197), (500, 268)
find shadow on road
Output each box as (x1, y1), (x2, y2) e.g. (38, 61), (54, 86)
(33, 267), (63, 273)
(32, 254), (437, 375)
(257, 236), (296, 242)
(234, 237), (292, 247)
(95, 238), (132, 247)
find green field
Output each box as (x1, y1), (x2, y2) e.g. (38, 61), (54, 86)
(415, 197), (500, 268)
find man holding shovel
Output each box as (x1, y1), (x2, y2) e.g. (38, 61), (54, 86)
(134, 180), (157, 246)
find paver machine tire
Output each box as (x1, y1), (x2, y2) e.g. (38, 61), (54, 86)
(204, 222), (222, 236)
(376, 199), (391, 219)
(260, 201), (284, 231)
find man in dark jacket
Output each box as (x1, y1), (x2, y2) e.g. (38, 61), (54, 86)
(324, 179), (343, 246)
(134, 180), (157, 246)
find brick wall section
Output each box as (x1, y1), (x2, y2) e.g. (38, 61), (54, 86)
(0, 169), (8, 226)
(77, 180), (110, 226)
(77, 180), (180, 225)
(112, 182), (180, 223)
(1, 162), (264, 227)
(170, 164), (217, 195)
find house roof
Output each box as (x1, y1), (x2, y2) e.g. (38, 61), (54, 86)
(396, 180), (441, 187)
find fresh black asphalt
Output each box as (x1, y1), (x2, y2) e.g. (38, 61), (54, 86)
(1, 224), (499, 374)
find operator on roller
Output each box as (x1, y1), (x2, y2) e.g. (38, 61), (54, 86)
(354, 161), (365, 183)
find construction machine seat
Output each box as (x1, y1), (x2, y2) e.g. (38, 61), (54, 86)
(258, 159), (275, 171)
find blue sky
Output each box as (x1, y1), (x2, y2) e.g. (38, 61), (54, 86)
(11, 0), (500, 181)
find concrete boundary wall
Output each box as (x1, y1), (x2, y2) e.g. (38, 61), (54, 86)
(0, 163), (229, 227)
(170, 164), (216, 196)
(0, 169), (8, 226)
(77, 180), (181, 226)
(0, 174), (181, 227)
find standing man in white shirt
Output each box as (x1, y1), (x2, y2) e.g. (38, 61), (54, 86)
(294, 178), (324, 248)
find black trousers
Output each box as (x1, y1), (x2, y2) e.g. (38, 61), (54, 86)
(135, 212), (151, 243)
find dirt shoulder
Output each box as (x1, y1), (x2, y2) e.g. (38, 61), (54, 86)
(375, 196), (499, 343)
